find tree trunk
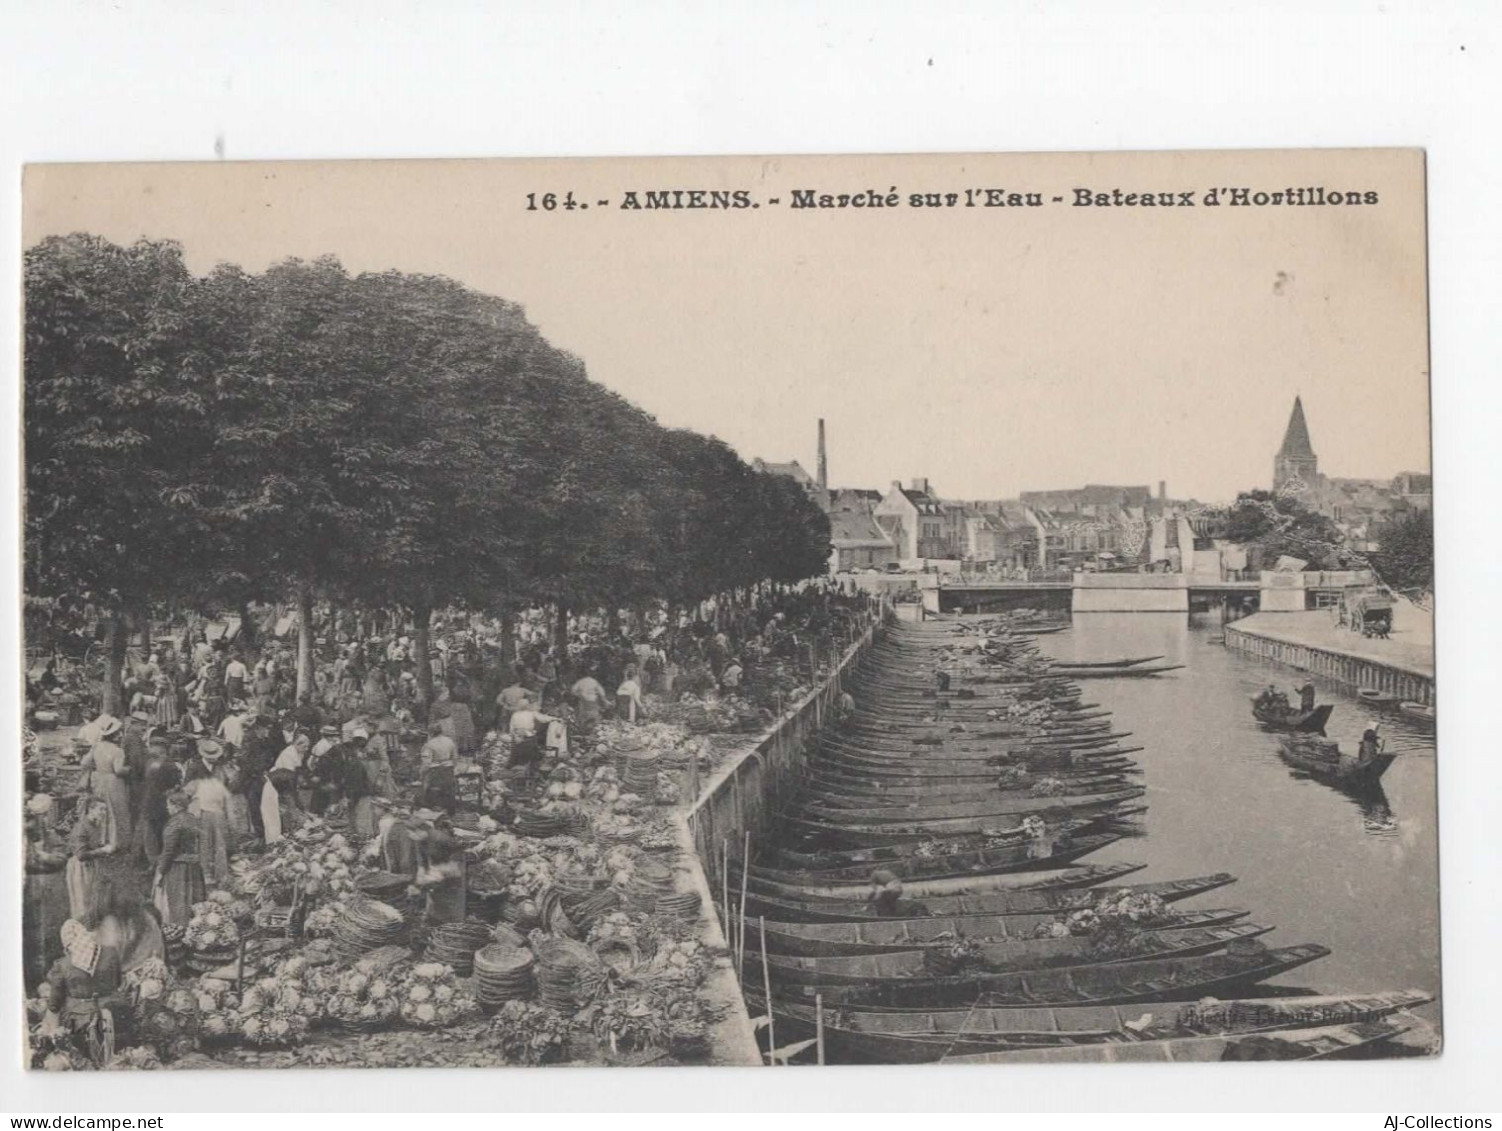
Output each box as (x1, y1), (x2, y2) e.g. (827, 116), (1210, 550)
(498, 602), (516, 671)
(553, 601), (569, 656)
(100, 612), (126, 717)
(606, 604), (622, 640)
(413, 599), (434, 710)
(295, 581), (315, 704)
(238, 599), (257, 651)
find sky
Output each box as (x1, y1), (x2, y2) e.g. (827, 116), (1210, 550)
(23, 149), (1432, 504)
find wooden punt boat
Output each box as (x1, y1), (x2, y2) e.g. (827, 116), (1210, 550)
(794, 785), (1146, 824)
(809, 758), (1143, 787)
(814, 745), (1141, 773)
(751, 990), (1432, 1064)
(741, 862), (1151, 903)
(1358, 687), (1402, 708)
(1398, 700), (1436, 726)
(1051, 663), (1184, 679)
(742, 832), (1123, 887)
(740, 871), (1228, 923)
(940, 1012), (1424, 1063)
(759, 908), (1251, 957)
(1277, 736), (1396, 787)
(803, 754), (1140, 784)
(818, 735), (1138, 763)
(753, 924), (1271, 988)
(768, 942), (1330, 1011)
(777, 805), (1144, 849)
(768, 821), (1099, 869)
(1252, 701), (1334, 734)
(805, 775), (1130, 809)
(820, 734), (1135, 761)
(1050, 656), (1164, 670)
(796, 774), (1134, 808)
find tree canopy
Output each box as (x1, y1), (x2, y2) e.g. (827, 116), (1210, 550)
(1372, 508), (1434, 595)
(25, 234), (833, 670)
(1218, 489), (1345, 569)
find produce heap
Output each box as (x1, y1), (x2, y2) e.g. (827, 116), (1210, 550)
(26, 699), (756, 1071)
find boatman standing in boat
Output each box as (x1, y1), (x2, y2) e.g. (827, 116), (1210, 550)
(1359, 721), (1383, 763)
(1299, 683), (1317, 713)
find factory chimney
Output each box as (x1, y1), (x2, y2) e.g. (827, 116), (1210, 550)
(816, 418), (828, 491)
(1158, 480), (1167, 501)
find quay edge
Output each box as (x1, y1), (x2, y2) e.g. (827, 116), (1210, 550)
(1224, 615), (1434, 707)
(681, 612), (890, 1065)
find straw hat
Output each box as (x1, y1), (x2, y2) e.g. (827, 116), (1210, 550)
(97, 717), (122, 739)
(197, 739), (225, 762)
(26, 793), (53, 816)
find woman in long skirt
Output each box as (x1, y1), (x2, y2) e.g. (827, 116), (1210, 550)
(78, 719), (132, 853)
(187, 757), (233, 886)
(152, 674), (180, 730)
(23, 796), (69, 991)
(65, 797), (117, 921)
(152, 790), (206, 926)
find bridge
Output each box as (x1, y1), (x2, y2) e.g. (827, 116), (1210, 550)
(921, 569), (1372, 615)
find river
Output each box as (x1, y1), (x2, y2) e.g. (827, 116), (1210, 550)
(1031, 612), (1441, 1022)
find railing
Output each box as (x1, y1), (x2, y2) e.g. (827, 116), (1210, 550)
(939, 568), (1074, 586)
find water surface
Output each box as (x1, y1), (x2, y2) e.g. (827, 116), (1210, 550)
(1035, 612), (1441, 1016)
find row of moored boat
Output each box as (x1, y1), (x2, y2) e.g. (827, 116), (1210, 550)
(726, 616), (1437, 1064)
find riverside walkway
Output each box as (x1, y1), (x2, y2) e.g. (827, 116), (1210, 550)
(1225, 602), (1434, 704)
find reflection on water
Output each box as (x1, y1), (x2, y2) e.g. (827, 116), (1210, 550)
(1022, 611), (1441, 1012)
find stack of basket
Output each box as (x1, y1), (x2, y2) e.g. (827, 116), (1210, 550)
(162, 923), (189, 969)
(474, 943), (536, 1010)
(620, 749), (661, 795)
(624, 858), (676, 912)
(425, 920), (494, 977)
(531, 935), (605, 1013)
(331, 897), (408, 963)
(654, 890), (702, 922)
(514, 809), (566, 838)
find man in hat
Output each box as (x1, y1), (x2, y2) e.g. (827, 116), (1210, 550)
(408, 811), (466, 925)
(217, 699), (250, 751)
(506, 693), (557, 774)
(132, 733), (182, 866)
(495, 671), (530, 735)
(122, 710), (151, 809)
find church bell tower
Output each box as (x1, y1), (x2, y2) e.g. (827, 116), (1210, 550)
(1273, 395), (1319, 493)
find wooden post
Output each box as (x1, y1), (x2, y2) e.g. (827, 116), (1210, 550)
(721, 838), (731, 965)
(815, 993), (825, 1066)
(759, 915), (776, 1065)
(738, 830), (751, 971)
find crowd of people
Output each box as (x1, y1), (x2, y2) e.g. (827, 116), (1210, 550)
(22, 581), (879, 1066)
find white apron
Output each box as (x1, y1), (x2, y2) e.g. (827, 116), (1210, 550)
(260, 778), (283, 843)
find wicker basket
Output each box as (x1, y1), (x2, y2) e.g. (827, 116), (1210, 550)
(474, 943), (536, 1007)
(532, 935), (606, 1013)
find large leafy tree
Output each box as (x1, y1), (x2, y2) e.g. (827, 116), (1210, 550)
(25, 236), (837, 711)
(1373, 508), (1434, 595)
(1220, 489), (1344, 569)
(24, 235), (215, 711)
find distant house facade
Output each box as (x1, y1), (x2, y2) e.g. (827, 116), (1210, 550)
(874, 479), (963, 561)
(826, 488), (899, 571)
